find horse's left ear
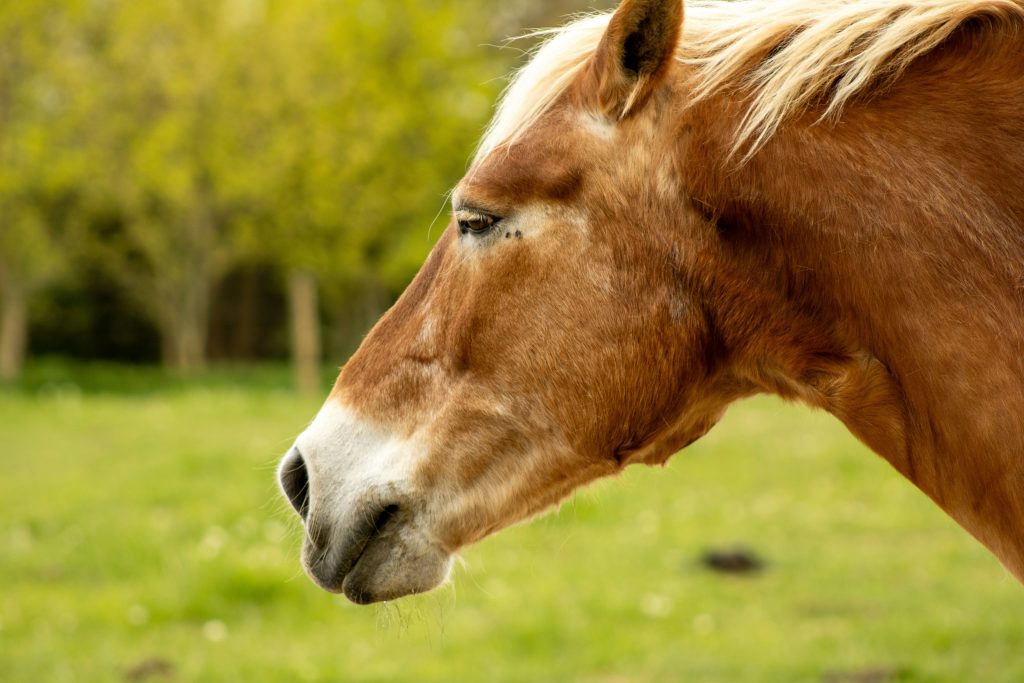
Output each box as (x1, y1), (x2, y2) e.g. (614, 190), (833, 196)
(587, 0), (683, 118)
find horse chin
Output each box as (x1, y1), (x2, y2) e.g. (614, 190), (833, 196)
(304, 528), (453, 605)
(344, 538), (452, 604)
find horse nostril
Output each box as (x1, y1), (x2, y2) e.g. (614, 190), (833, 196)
(279, 447), (310, 520)
(373, 503), (400, 533)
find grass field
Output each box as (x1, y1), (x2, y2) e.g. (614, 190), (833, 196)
(2, 362), (1022, 683)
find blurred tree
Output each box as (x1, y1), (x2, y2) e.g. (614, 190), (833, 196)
(0, 0), (87, 381)
(495, 0), (618, 35)
(78, 1), (255, 374)
(73, 0), (508, 381)
(1, 0), (565, 379)
(228, 0), (501, 393)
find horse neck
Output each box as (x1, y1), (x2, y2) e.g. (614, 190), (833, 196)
(675, 36), (1024, 580)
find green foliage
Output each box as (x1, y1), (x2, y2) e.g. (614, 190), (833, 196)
(0, 0), (511, 368)
(8, 357), (334, 396)
(225, 0), (501, 291)
(2, 376), (1023, 682)
(0, 0), (87, 294)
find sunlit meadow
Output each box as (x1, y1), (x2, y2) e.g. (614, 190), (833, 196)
(2, 364), (1022, 682)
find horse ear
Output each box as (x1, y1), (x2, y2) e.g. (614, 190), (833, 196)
(588, 0), (683, 118)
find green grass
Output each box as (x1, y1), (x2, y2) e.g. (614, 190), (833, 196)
(2, 363), (1022, 682)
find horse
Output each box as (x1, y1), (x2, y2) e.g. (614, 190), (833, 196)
(278, 0), (1024, 605)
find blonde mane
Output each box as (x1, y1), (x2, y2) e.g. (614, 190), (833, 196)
(477, 0), (1024, 161)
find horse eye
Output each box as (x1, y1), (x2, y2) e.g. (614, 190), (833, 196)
(458, 213), (498, 235)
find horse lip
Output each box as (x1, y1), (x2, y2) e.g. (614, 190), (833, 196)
(337, 525), (404, 604)
(340, 552), (379, 604)
(303, 502), (401, 594)
(304, 544), (362, 594)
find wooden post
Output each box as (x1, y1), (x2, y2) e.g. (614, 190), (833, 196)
(0, 284), (27, 382)
(289, 270), (322, 396)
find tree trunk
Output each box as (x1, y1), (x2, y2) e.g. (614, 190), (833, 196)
(289, 269), (322, 396)
(160, 277), (210, 375)
(0, 283), (28, 382)
(166, 316), (206, 374)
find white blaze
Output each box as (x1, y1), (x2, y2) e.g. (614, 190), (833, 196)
(294, 400), (423, 520)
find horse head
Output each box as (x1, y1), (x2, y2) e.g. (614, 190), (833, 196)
(275, 0), (743, 604)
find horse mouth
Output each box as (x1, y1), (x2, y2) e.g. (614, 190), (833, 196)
(301, 502), (451, 604)
(302, 502), (401, 598)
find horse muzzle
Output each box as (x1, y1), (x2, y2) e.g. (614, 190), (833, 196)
(278, 445), (452, 604)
